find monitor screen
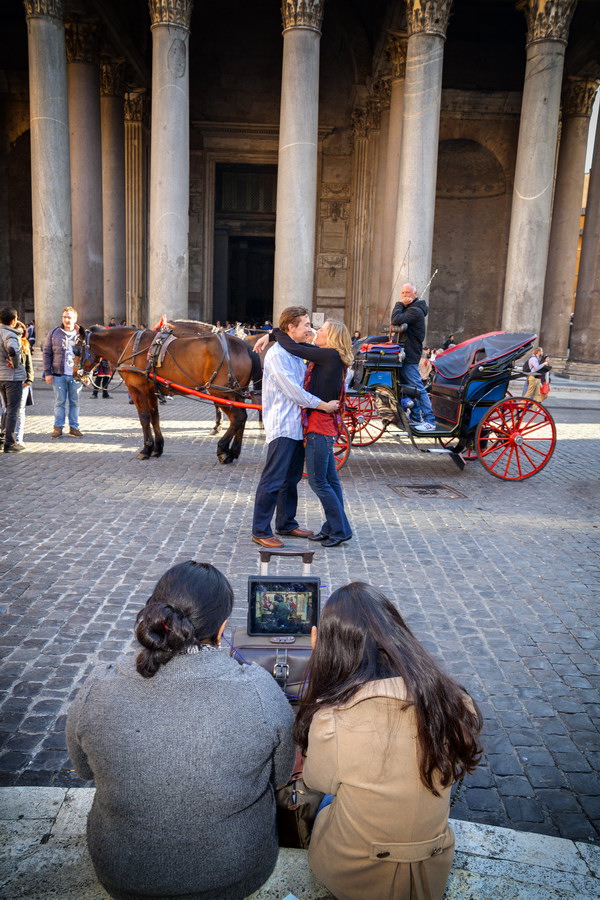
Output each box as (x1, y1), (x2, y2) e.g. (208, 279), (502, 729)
(247, 577), (320, 636)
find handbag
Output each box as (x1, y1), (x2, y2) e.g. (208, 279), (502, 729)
(540, 380), (550, 396)
(276, 771), (325, 849)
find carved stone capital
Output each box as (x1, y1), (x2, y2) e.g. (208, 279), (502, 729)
(100, 59), (126, 97)
(366, 95), (381, 131)
(124, 90), (148, 124)
(351, 108), (368, 140)
(281, 0), (324, 34)
(562, 77), (600, 117)
(405, 0), (453, 38)
(385, 34), (408, 79)
(65, 20), (100, 65)
(372, 78), (391, 109)
(23, 0), (63, 19)
(516, 0), (577, 47)
(148, 0), (193, 29)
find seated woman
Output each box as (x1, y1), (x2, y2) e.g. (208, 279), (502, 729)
(255, 321), (353, 547)
(67, 561), (295, 900)
(295, 582), (482, 900)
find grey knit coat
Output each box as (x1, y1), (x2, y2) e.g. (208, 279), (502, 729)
(66, 649), (296, 900)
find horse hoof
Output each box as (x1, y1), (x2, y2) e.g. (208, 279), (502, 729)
(136, 453), (150, 460)
(217, 453), (233, 465)
(150, 450), (162, 457)
(210, 427), (221, 436)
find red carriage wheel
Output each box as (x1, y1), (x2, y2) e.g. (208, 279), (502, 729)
(303, 424), (352, 478)
(475, 398), (556, 481)
(344, 394), (387, 446)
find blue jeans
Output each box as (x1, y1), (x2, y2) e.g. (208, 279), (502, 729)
(0, 381), (24, 447)
(305, 433), (352, 541)
(252, 437), (305, 537)
(52, 375), (82, 429)
(15, 384), (31, 443)
(400, 363), (436, 425)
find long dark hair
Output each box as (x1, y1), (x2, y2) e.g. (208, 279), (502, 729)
(135, 561), (234, 678)
(294, 583), (482, 795)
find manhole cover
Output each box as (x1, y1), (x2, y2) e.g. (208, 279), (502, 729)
(388, 483), (466, 499)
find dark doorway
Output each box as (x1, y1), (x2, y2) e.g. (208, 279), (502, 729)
(228, 237), (274, 325)
(213, 163), (276, 326)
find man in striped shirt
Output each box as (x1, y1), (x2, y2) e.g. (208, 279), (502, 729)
(252, 306), (339, 549)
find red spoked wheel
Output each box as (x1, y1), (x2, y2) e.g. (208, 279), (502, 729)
(437, 435), (478, 461)
(344, 394), (386, 446)
(475, 398), (556, 481)
(303, 424), (352, 478)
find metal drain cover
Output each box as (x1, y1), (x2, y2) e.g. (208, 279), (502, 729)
(388, 483), (466, 499)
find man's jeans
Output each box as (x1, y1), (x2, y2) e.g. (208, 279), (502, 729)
(305, 433), (352, 541)
(400, 363), (436, 425)
(52, 375), (82, 429)
(0, 381), (25, 447)
(252, 437), (305, 537)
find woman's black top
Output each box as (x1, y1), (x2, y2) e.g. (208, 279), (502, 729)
(272, 329), (345, 402)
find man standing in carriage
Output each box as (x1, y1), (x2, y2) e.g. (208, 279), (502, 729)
(391, 283), (438, 432)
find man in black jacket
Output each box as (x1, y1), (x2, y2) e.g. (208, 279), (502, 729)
(391, 283), (437, 432)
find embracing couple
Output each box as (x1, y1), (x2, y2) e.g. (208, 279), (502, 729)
(251, 306), (353, 549)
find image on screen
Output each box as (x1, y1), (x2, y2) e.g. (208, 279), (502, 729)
(248, 579), (319, 635)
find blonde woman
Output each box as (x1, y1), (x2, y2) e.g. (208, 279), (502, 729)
(271, 320), (353, 547)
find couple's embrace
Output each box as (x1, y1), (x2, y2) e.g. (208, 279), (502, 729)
(251, 306), (353, 549)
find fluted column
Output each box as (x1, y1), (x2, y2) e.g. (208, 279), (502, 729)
(377, 34), (407, 328)
(148, 0), (193, 324)
(348, 103), (379, 334)
(502, 0), (577, 335)
(273, 0), (324, 322)
(569, 107), (600, 368)
(392, 1), (452, 305)
(100, 59), (127, 324)
(367, 80), (391, 333)
(541, 78), (599, 360)
(124, 89), (148, 327)
(23, 0), (72, 343)
(66, 19), (104, 326)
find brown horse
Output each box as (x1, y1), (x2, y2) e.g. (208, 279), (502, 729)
(76, 326), (255, 463)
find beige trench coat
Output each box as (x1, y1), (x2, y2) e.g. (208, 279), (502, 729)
(303, 678), (456, 900)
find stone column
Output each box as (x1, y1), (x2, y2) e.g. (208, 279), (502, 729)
(501, 0), (577, 335)
(348, 103), (380, 335)
(377, 33), (407, 328)
(124, 89), (148, 327)
(392, 1), (452, 305)
(273, 0), (323, 323)
(367, 80), (391, 333)
(147, 0), (193, 324)
(23, 0), (72, 343)
(100, 59), (127, 324)
(541, 78), (599, 360)
(66, 19), (104, 327)
(568, 107), (600, 371)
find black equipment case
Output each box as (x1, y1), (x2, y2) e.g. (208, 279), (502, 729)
(229, 548), (318, 702)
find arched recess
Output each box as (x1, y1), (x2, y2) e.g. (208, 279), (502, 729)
(429, 138), (510, 345)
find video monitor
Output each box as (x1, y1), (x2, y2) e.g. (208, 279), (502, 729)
(247, 576), (320, 636)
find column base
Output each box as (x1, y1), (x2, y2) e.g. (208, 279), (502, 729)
(559, 360), (600, 381)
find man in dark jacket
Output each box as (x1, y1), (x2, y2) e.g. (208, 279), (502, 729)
(43, 306), (84, 438)
(0, 306), (26, 452)
(391, 283), (437, 431)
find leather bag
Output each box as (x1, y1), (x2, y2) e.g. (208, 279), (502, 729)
(229, 627), (312, 702)
(276, 772), (325, 849)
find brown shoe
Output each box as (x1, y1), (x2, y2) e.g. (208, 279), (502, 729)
(51, 426), (63, 438)
(69, 427), (84, 437)
(252, 535), (285, 549)
(275, 527), (314, 538)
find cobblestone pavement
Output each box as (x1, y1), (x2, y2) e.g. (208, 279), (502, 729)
(1, 384), (599, 845)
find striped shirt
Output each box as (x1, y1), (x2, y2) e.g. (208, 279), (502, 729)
(262, 342), (322, 443)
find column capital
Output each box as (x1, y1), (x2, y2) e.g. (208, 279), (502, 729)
(125, 89), (148, 125)
(516, 0), (577, 47)
(385, 33), (408, 80)
(371, 78), (391, 109)
(351, 108), (368, 140)
(562, 76), (600, 118)
(65, 20), (100, 65)
(23, 0), (63, 19)
(281, 0), (324, 34)
(405, 0), (453, 38)
(148, 0), (193, 29)
(100, 59), (126, 98)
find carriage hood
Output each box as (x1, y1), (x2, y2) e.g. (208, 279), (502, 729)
(432, 332), (537, 380)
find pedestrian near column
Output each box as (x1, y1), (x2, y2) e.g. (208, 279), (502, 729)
(0, 306), (26, 452)
(524, 347), (552, 404)
(14, 320), (34, 446)
(391, 283), (438, 431)
(251, 306), (340, 549)
(42, 307), (85, 438)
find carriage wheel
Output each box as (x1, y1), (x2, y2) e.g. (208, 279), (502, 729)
(437, 435), (478, 461)
(344, 394), (386, 446)
(302, 424), (352, 478)
(475, 398), (556, 481)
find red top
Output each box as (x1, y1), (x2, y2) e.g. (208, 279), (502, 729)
(305, 409), (338, 437)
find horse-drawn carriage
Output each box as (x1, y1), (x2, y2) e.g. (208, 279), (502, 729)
(340, 331), (557, 481)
